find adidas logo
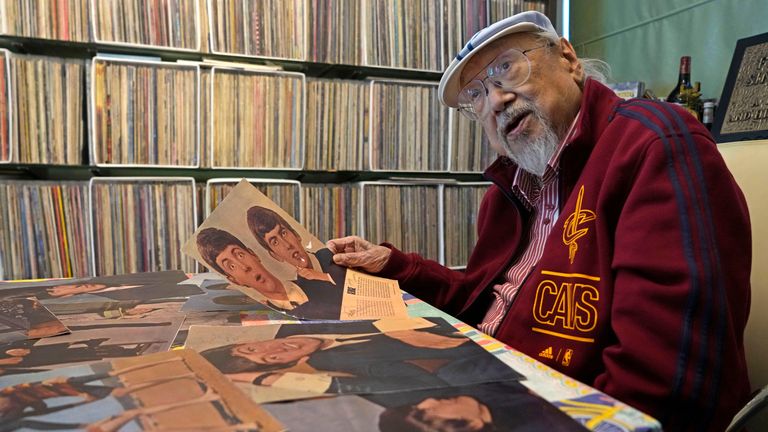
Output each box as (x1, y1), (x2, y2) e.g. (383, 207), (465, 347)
(538, 346), (554, 359)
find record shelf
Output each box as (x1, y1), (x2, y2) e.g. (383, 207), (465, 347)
(0, 0), (559, 280)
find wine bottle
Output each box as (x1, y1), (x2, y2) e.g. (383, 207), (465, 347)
(666, 56), (693, 104)
(702, 101), (715, 131)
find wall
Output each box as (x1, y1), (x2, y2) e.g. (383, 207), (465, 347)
(718, 140), (768, 428)
(570, 0), (767, 101)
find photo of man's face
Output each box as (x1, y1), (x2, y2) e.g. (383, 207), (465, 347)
(184, 181), (362, 320)
(214, 245), (283, 296)
(231, 337), (324, 365)
(263, 224), (311, 269)
(413, 396), (492, 431)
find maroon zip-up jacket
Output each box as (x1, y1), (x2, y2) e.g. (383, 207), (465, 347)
(379, 80), (751, 431)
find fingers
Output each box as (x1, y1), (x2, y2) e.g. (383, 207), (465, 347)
(332, 251), (371, 268)
(326, 236), (391, 272)
(331, 245), (392, 273)
(326, 236), (370, 253)
(326, 236), (352, 253)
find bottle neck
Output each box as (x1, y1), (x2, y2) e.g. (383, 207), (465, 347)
(678, 57), (691, 86)
(679, 73), (691, 85)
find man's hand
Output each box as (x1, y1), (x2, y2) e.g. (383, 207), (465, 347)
(325, 236), (392, 273)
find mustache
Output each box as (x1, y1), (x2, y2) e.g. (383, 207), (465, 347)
(496, 101), (538, 135)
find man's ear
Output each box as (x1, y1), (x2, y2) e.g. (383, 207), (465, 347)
(558, 38), (584, 83)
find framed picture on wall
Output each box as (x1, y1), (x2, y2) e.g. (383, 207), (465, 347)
(712, 32), (768, 143)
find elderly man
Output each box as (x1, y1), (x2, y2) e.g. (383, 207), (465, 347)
(328, 11), (751, 431)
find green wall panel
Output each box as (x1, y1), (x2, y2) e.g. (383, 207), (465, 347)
(571, 0), (767, 101)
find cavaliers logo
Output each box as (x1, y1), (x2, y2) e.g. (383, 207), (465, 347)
(532, 270), (600, 344)
(562, 185), (595, 264)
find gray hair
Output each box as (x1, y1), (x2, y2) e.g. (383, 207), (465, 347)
(579, 58), (611, 84)
(535, 30), (560, 44)
(532, 32), (612, 85)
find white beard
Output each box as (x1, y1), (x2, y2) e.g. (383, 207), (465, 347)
(496, 102), (561, 178)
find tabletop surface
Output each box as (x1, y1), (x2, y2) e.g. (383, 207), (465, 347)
(0, 273), (662, 431)
(396, 293), (660, 431)
(245, 288), (662, 431)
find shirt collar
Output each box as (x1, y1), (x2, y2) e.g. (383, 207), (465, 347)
(267, 281), (309, 310)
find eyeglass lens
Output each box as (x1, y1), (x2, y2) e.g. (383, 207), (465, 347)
(457, 49), (532, 120)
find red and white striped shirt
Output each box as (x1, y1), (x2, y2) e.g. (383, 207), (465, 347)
(478, 113), (580, 336)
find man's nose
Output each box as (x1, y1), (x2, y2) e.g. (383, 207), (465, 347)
(487, 84), (515, 113)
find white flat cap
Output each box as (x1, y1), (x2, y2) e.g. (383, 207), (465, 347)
(438, 11), (559, 108)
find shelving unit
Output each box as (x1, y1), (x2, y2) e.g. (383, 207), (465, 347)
(0, 0), (558, 278)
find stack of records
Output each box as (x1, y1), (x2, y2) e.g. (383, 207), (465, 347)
(301, 183), (361, 242)
(488, 0), (549, 22)
(207, 0), (306, 60)
(210, 68), (304, 169)
(10, 54), (85, 164)
(91, 57), (200, 167)
(305, 78), (367, 171)
(0, 50), (9, 164)
(195, 180), (206, 234)
(92, 0), (200, 50)
(199, 67), (212, 167)
(0, 0), (90, 41)
(365, 0), (443, 71)
(361, 182), (442, 263)
(91, 57), (199, 167)
(369, 80), (449, 172)
(443, 183), (490, 268)
(0, 180), (91, 279)
(198, 0), (212, 53)
(450, 111), (495, 172)
(89, 178), (198, 275)
(443, 0), (487, 69)
(308, 0), (362, 65)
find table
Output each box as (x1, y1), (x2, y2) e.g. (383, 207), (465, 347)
(400, 293), (661, 431)
(0, 273), (661, 431)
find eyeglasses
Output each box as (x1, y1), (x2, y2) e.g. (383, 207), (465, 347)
(457, 42), (554, 121)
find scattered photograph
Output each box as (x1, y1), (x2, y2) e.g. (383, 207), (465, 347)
(0, 349), (284, 431)
(182, 281), (276, 313)
(172, 311), (244, 348)
(0, 271), (201, 304)
(185, 317), (522, 403)
(0, 315), (184, 377)
(264, 381), (587, 431)
(0, 298), (69, 343)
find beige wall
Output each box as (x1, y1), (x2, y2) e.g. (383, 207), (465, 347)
(571, 0), (767, 101)
(718, 139), (768, 427)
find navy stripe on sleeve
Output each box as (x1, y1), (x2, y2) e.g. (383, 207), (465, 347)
(615, 101), (721, 425)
